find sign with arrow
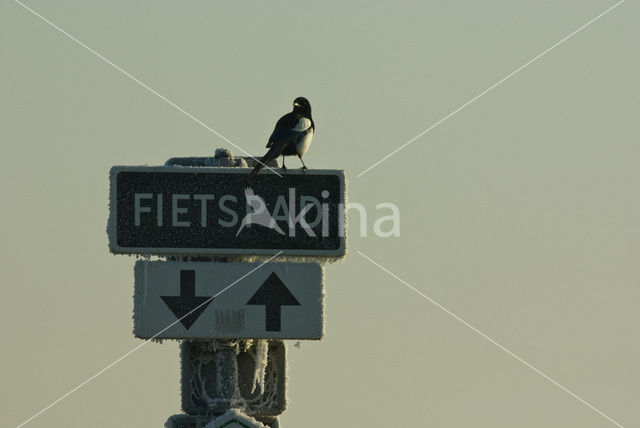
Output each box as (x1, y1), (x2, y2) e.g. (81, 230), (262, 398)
(108, 166), (346, 257)
(247, 272), (300, 332)
(134, 260), (324, 339)
(160, 269), (213, 329)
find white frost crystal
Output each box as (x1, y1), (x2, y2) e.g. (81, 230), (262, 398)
(251, 339), (269, 394)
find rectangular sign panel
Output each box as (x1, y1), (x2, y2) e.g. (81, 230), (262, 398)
(108, 166), (345, 256)
(134, 261), (324, 340)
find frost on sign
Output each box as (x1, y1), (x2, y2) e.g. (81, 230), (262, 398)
(108, 166), (346, 256)
(181, 341), (287, 418)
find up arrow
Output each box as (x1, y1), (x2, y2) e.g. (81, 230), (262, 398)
(247, 272), (300, 332)
(161, 270), (213, 329)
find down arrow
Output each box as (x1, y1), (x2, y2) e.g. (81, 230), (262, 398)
(161, 270), (213, 329)
(247, 272), (300, 331)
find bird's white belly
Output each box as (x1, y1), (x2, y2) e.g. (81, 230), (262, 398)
(296, 129), (313, 156)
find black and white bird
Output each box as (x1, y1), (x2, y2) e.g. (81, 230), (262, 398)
(251, 97), (314, 174)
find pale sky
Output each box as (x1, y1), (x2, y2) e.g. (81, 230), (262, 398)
(1, 1), (638, 427)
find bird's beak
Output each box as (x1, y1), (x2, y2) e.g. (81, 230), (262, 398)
(294, 102), (301, 107)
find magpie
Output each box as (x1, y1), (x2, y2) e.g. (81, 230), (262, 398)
(251, 97), (314, 174)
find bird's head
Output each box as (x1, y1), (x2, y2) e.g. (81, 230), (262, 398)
(292, 97), (311, 115)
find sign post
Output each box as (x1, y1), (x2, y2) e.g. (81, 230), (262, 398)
(108, 150), (345, 427)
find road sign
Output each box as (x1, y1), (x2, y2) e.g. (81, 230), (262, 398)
(134, 261), (324, 339)
(108, 166), (345, 256)
(166, 413), (274, 428)
(204, 410), (268, 428)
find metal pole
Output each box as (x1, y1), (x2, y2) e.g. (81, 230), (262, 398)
(166, 149), (284, 428)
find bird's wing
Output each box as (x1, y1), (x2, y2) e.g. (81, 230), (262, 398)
(266, 113), (312, 147)
(261, 139), (291, 162)
(252, 140), (292, 174)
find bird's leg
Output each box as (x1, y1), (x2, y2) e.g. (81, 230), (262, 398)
(299, 155), (307, 174)
(281, 155), (287, 173)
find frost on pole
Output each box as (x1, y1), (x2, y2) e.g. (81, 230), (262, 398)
(180, 340), (287, 418)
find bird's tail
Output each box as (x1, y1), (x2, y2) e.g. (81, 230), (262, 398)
(251, 162), (265, 175)
(251, 144), (283, 174)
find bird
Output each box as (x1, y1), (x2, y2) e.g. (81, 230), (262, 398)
(251, 97), (314, 174)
